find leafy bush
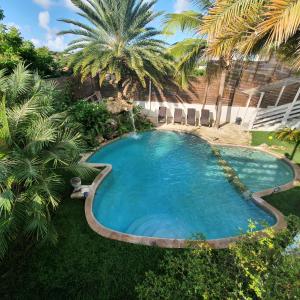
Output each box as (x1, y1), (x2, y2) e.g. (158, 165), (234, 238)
(137, 217), (300, 300)
(0, 13), (60, 76)
(69, 101), (153, 147)
(193, 68), (206, 77)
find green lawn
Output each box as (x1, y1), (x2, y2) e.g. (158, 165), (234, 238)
(251, 131), (300, 164)
(0, 197), (169, 299)
(264, 187), (300, 217)
(252, 131), (300, 216)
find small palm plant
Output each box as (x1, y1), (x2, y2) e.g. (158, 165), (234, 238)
(0, 64), (91, 258)
(276, 127), (300, 160)
(59, 0), (173, 100)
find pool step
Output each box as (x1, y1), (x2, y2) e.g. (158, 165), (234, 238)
(126, 214), (188, 238)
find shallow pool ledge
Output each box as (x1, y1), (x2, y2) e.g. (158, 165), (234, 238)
(82, 131), (300, 249)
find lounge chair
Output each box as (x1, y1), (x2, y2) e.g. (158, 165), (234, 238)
(200, 109), (211, 127)
(186, 108), (196, 126)
(158, 107), (167, 123)
(173, 108), (183, 124)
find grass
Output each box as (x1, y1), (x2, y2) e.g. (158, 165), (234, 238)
(251, 131), (300, 164)
(0, 197), (169, 299)
(252, 132), (300, 217)
(264, 187), (300, 218)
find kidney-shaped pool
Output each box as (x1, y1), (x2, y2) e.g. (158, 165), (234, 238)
(87, 131), (294, 241)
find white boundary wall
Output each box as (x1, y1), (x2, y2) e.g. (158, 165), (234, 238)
(135, 100), (258, 125)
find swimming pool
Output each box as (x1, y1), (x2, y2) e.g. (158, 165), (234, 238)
(87, 131), (293, 241)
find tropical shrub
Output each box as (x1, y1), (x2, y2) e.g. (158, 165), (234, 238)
(276, 127), (300, 160)
(0, 64), (91, 259)
(69, 100), (153, 147)
(137, 216), (300, 300)
(59, 0), (173, 99)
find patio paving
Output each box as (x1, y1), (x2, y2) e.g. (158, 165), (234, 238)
(156, 123), (251, 146)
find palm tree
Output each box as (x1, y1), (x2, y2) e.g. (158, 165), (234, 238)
(276, 127), (300, 160)
(163, 1), (212, 87)
(59, 0), (172, 100)
(164, 1), (226, 128)
(201, 0), (300, 68)
(0, 64), (91, 259)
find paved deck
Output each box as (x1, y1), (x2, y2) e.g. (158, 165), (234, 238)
(156, 123), (251, 146)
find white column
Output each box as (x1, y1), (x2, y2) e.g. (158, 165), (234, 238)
(248, 92), (265, 130)
(257, 92), (265, 109)
(242, 93), (253, 124)
(275, 85), (286, 107)
(282, 87), (300, 125)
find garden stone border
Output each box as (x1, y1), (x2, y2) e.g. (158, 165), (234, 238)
(81, 129), (300, 249)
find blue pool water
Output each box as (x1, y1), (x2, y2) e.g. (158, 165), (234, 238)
(218, 147), (294, 193)
(88, 131), (292, 240)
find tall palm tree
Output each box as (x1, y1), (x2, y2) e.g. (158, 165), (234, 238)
(59, 0), (173, 100)
(164, 0), (227, 128)
(0, 64), (91, 259)
(202, 0), (300, 67)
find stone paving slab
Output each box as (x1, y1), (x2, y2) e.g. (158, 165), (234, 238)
(156, 123), (251, 146)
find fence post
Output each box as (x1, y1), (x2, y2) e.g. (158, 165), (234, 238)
(275, 85), (286, 107)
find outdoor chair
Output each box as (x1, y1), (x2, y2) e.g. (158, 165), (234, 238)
(173, 108), (183, 124)
(158, 107), (167, 123)
(200, 109), (211, 127)
(186, 108), (197, 126)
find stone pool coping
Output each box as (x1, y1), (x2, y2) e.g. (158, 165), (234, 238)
(82, 129), (300, 249)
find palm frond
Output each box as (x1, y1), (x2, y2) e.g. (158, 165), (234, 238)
(169, 38), (207, 88)
(6, 63), (33, 103)
(163, 11), (202, 35)
(257, 0), (300, 47)
(59, 0), (172, 94)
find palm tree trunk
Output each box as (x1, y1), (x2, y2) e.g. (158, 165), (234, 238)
(117, 81), (124, 100)
(290, 141), (300, 160)
(93, 74), (102, 101)
(215, 70), (226, 128)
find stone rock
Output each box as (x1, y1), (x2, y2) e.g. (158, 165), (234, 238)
(259, 143), (269, 148)
(96, 135), (105, 144)
(106, 98), (133, 114)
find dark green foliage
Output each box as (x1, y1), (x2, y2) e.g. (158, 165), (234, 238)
(69, 101), (153, 147)
(0, 25), (59, 76)
(193, 68), (206, 77)
(137, 217), (300, 300)
(264, 187), (300, 217)
(0, 197), (168, 299)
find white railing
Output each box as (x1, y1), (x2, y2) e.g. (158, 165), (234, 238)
(249, 88), (300, 130)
